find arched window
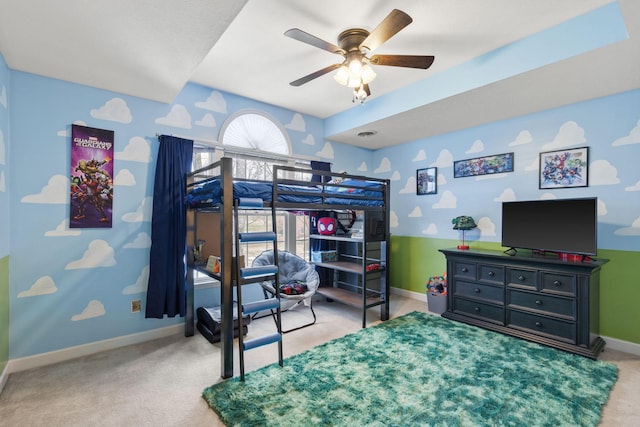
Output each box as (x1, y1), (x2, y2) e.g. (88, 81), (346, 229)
(219, 110), (291, 155)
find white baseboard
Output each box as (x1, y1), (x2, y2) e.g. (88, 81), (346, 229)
(601, 335), (640, 356)
(6, 324), (183, 374)
(0, 362), (8, 397)
(390, 286), (640, 357)
(391, 286), (427, 302)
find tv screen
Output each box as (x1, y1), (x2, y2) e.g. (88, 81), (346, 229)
(501, 198), (597, 256)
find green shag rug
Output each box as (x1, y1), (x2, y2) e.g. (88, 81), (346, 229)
(202, 311), (618, 426)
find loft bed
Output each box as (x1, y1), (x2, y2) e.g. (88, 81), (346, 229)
(184, 156), (390, 378)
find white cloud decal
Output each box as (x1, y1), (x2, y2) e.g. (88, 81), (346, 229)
(389, 211), (399, 228)
(124, 232), (151, 249)
(437, 173), (447, 186)
(374, 157), (391, 174)
(195, 113), (217, 128)
(399, 176), (416, 194)
(390, 171), (401, 181)
(316, 142), (334, 159)
(0, 171), (5, 192)
(433, 190), (457, 209)
(65, 239), (116, 269)
(122, 196), (153, 223)
(478, 216), (496, 237)
(541, 121), (585, 150)
(58, 120), (87, 137)
(122, 266), (149, 294)
(17, 276), (57, 298)
(357, 162), (368, 172)
(509, 130), (533, 146)
(21, 175), (68, 204)
(71, 300), (106, 321)
(493, 188), (516, 202)
(301, 134), (315, 145)
(422, 224), (438, 235)
(590, 160), (620, 185)
(412, 149), (426, 162)
(614, 217), (640, 236)
(612, 120), (640, 146)
(114, 169), (136, 186)
(466, 140), (484, 154)
(524, 157), (539, 172)
(45, 220), (81, 236)
(90, 98), (132, 123)
(598, 199), (607, 216)
(431, 149), (453, 168)
(408, 207), (422, 218)
(195, 91), (227, 113)
(115, 136), (152, 163)
(155, 104), (192, 129)
(539, 193), (557, 200)
(625, 180), (640, 192)
(285, 113), (306, 132)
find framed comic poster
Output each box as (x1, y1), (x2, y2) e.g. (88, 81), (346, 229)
(70, 124), (114, 228)
(539, 146), (589, 189)
(453, 152), (514, 178)
(417, 167), (437, 195)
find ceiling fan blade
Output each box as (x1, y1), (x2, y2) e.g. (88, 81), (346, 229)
(369, 54), (435, 69)
(290, 63), (342, 86)
(284, 28), (345, 55)
(360, 9), (413, 52)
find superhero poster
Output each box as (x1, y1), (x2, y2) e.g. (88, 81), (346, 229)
(70, 124), (114, 228)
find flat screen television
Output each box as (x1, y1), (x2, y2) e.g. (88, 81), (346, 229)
(501, 197), (597, 257)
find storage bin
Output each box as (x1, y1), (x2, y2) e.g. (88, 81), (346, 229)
(427, 292), (447, 315)
(311, 250), (338, 263)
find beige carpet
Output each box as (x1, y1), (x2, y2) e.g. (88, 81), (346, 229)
(0, 295), (638, 426)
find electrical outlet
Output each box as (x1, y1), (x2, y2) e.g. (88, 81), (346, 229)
(131, 299), (141, 313)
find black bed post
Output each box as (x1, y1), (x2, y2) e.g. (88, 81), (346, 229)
(220, 157), (235, 379)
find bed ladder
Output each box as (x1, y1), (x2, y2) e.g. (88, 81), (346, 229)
(234, 198), (283, 381)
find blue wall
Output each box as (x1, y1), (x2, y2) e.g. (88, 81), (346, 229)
(7, 72), (373, 358)
(371, 90), (639, 252)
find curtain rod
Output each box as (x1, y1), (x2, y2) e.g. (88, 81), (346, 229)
(155, 133), (325, 164)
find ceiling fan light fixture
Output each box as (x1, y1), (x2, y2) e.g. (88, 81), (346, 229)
(361, 64), (376, 84)
(347, 76), (362, 88)
(333, 65), (350, 85)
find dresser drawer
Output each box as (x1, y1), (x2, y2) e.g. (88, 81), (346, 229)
(507, 268), (537, 290)
(507, 289), (575, 320)
(453, 297), (504, 324)
(478, 264), (505, 285)
(507, 310), (576, 344)
(541, 272), (576, 296)
(453, 261), (476, 280)
(456, 280), (504, 305)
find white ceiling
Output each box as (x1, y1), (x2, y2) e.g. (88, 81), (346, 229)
(1, 0), (638, 149)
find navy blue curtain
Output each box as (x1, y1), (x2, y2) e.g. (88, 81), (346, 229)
(146, 135), (193, 318)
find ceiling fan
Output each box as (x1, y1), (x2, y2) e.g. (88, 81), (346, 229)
(285, 9), (434, 103)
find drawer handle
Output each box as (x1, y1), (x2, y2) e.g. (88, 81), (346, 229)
(535, 321), (543, 328)
(535, 300), (543, 305)
(553, 280), (561, 287)
(518, 275), (525, 281)
(488, 271), (495, 277)
(474, 307), (481, 312)
(462, 267), (468, 273)
(474, 288), (481, 293)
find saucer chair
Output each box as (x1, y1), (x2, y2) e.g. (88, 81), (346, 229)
(252, 250), (319, 333)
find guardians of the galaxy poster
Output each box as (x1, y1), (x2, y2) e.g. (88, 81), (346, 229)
(70, 124), (114, 228)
